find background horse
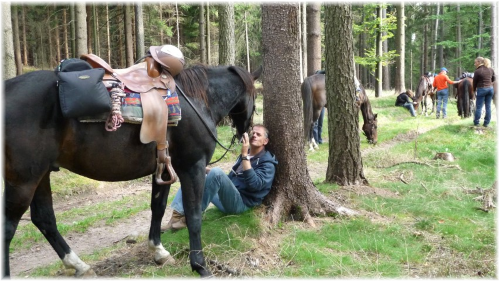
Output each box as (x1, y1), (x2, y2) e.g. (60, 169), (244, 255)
(414, 75), (435, 116)
(455, 77), (475, 118)
(301, 73), (378, 151)
(3, 65), (260, 278)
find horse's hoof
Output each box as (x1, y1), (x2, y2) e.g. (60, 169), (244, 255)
(199, 269), (213, 278)
(155, 254), (175, 265)
(75, 268), (96, 278)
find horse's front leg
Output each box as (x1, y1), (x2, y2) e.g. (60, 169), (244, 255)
(148, 175), (175, 265)
(178, 163), (211, 277)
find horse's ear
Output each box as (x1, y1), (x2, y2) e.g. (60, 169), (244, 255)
(374, 113), (378, 120)
(252, 66), (263, 81)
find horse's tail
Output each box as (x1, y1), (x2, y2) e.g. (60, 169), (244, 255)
(462, 79), (470, 117)
(301, 77), (313, 143)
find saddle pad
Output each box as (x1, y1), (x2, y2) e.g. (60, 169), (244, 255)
(79, 88), (181, 126)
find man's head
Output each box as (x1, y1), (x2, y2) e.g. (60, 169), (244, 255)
(440, 67), (448, 74)
(249, 124), (269, 148)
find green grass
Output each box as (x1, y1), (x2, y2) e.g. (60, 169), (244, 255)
(18, 90), (496, 278)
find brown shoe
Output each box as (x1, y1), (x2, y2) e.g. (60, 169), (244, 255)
(161, 210), (186, 232)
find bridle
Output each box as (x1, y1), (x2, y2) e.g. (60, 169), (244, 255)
(175, 84), (256, 165)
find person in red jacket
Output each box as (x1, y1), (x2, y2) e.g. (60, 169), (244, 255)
(433, 67), (461, 119)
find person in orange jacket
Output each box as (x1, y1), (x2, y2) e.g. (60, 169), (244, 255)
(433, 67), (461, 119)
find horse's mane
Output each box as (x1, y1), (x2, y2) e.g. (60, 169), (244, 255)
(176, 64), (209, 105)
(359, 85), (375, 121)
(175, 65), (256, 106)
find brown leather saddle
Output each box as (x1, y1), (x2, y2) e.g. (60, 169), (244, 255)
(81, 54), (177, 185)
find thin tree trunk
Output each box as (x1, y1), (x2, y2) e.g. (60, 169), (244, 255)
(477, 4), (483, 57)
(48, 7), (54, 67)
(135, 3), (144, 61)
(176, 2), (180, 47)
(199, 3), (206, 64)
(125, 4), (134, 66)
(245, 11), (250, 71)
(394, 2), (405, 94)
(218, 3), (235, 65)
(206, 2), (211, 65)
(21, 5), (27, 65)
(301, 2), (307, 80)
(75, 3), (87, 57)
(438, 4), (444, 69)
(54, 5), (61, 64)
(431, 5), (439, 72)
(306, 2), (321, 76)
(492, 2), (497, 70)
(382, 7), (390, 90)
(456, 4), (462, 75)
(92, 4), (98, 56)
(70, 3), (76, 57)
(12, 5), (22, 75)
(3, 2), (15, 79)
(423, 5), (428, 73)
(375, 5), (382, 97)
(63, 7), (69, 59)
(86, 5), (92, 54)
(106, 4), (111, 64)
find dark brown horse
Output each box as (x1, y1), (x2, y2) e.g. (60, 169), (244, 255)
(414, 75), (436, 116)
(301, 73), (378, 150)
(3, 65), (260, 278)
(455, 77), (475, 118)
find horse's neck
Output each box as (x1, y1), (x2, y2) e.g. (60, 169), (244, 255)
(360, 98), (374, 122)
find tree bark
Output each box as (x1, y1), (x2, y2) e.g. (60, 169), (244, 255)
(375, 5), (382, 97)
(492, 2), (497, 70)
(456, 5), (462, 75)
(124, 4), (134, 66)
(70, 3), (76, 58)
(306, 2), (321, 76)
(382, 7), (390, 90)
(54, 5), (61, 64)
(394, 2), (405, 94)
(135, 3), (144, 61)
(206, 2), (211, 65)
(63, 7), (69, 59)
(106, 4), (111, 64)
(477, 4), (483, 58)
(12, 4), (22, 75)
(218, 3), (235, 65)
(262, 3), (356, 226)
(3, 2), (15, 79)
(75, 2), (87, 57)
(198, 4), (206, 64)
(300, 2), (307, 80)
(438, 4), (444, 69)
(325, 4), (368, 186)
(21, 5), (27, 65)
(431, 4), (440, 72)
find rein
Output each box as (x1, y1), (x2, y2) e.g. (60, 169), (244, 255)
(175, 84), (241, 165)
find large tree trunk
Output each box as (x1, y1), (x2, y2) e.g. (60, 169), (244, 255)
(3, 2), (15, 79)
(218, 3), (235, 65)
(75, 2), (87, 57)
(300, 2), (307, 80)
(261, 3), (356, 226)
(325, 4), (368, 186)
(306, 2), (321, 76)
(394, 2), (405, 94)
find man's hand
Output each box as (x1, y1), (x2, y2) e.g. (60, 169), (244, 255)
(241, 132), (249, 156)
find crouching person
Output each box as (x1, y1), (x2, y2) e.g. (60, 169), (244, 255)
(162, 124), (278, 231)
(395, 90), (417, 117)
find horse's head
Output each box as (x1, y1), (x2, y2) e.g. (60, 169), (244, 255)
(228, 66), (262, 139)
(362, 113), (378, 145)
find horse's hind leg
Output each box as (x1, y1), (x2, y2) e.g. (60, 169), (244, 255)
(30, 172), (94, 277)
(148, 176), (175, 265)
(3, 180), (38, 277)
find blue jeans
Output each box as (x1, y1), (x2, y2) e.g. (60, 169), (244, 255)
(313, 107), (325, 144)
(436, 89), (449, 118)
(474, 87), (494, 126)
(170, 167), (249, 215)
(403, 102), (416, 117)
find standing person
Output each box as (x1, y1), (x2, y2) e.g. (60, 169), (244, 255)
(313, 108), (324, 144)
(433, 67), (461, 119)
(473, 57), (496, 127)
(395, 90), (417, 117)
(162, 124), (278, 231)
